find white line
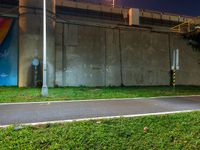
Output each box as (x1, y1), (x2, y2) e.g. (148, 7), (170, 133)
(0, 95), (200, 106)
(0, 110), (198, 128)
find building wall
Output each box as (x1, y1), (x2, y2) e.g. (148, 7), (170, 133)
(120, 30), (170, 86)
(171, 35), (200, 85)
(18, 0), (55, 87)
(55, 22), (200, 87)
(1, 1), (199, 87)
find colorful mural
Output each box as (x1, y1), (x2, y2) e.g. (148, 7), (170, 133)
(0, 17), (18, 86)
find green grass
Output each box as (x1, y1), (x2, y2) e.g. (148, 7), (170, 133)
(0, 86), (200, 103)
(0, 111), (200, 150)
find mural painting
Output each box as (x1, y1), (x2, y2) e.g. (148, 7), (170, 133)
(0, 17), (18, 86)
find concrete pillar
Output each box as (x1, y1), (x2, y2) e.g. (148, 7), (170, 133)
(19, 0), (55, 87)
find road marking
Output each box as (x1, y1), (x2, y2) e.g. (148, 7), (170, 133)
(0, 95), (200, 106)
(0, 110), (198, 128)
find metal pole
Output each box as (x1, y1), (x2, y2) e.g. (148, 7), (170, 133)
(42, 0), (48, 96)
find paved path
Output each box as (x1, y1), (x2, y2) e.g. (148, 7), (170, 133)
(1, 96), (200, 126)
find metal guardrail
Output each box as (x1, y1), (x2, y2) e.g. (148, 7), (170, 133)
(171, 21), (195, 33)
(170, 16), (200, 34)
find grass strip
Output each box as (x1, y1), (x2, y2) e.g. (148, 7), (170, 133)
(0, 86), (200, 103)
(0, 111), (200, 150)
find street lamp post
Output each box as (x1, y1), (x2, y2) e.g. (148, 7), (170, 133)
(112, 0), (115, 7)
(42, 0), (48, 96)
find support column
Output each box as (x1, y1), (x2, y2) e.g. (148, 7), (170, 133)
(19, 0), (55, 87)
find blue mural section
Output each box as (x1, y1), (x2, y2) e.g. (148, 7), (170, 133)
(0, 18), (18, 86)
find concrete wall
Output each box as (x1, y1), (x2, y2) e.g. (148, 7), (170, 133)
(120, 30), (170, 86)
(55, 23), (122, 87)
(2, 1), (199, 87)
(19, 0), (55, 87)
(55, 22), (200, 87)
(171, 35), (200, 85)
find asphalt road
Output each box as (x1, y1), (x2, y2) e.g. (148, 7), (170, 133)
(0, 96), (200, 126)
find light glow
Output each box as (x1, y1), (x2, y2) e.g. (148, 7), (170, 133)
(112, 0), (115, 7)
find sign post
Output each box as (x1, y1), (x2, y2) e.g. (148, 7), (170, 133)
(171, 49), (179, 90)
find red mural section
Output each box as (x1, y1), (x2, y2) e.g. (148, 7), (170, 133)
(0, 18), (13, 45)
(0, 17), (18, 86)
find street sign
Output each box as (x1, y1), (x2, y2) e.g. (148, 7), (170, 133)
(171, 49), (180, 70)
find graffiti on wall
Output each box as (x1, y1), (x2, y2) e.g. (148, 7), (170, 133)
(0, 17), (18, 86)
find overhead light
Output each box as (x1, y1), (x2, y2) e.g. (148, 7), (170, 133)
(195, 26), (200, 29)
(112, 0), (115, 7)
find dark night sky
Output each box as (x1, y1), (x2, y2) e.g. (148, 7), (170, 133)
(93, 0), (200, 16)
